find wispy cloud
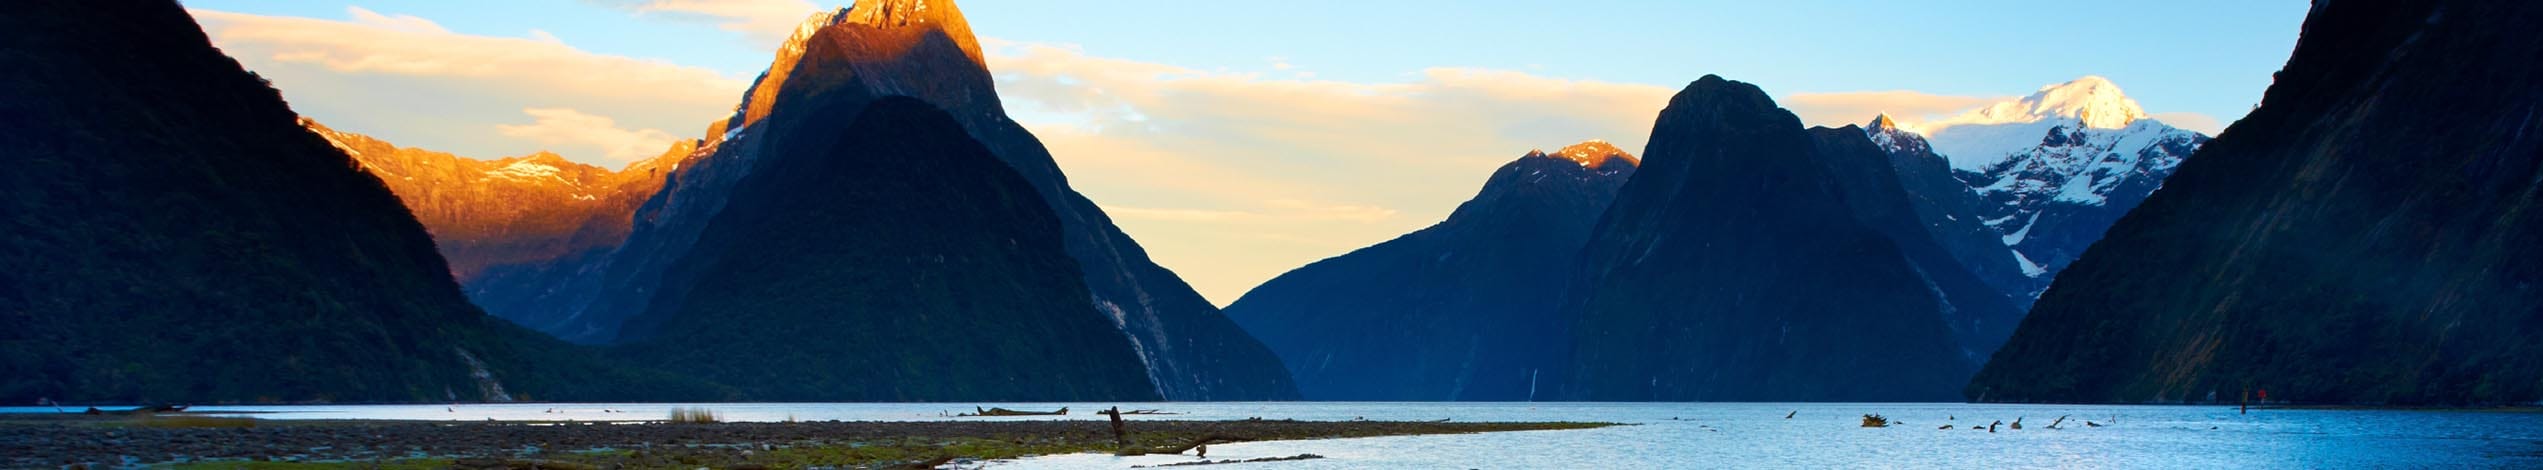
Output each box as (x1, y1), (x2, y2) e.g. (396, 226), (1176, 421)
(1103, 200), (1398, 225)
(1782, 90), (2009, 130)
(2147, 111), (2226, 134)
(496, 108), (685, 164)
(191, 6), (743, 161)
(616, 0), (819, 45)
(988, 42), (1688, 304)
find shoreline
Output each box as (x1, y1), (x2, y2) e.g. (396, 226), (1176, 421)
(0, 415), (1614, 468)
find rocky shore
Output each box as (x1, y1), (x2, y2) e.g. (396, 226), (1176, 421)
(0, 415), (1610, 468)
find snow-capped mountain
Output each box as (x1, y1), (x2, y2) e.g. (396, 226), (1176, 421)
(1873, 77), (2210, 297)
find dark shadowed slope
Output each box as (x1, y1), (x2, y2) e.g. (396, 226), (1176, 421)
(1806, 126), (2027, 363)
(1226, 142), (1636, 401)
(1969, 0), (2543, 405)
(1554, 76), (1974, 402)
(615, 97), (1159, 401)
(0, 0), (723, 403)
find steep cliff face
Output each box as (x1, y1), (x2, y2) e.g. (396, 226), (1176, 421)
(549, 0), (1294, 399)
(299, 121), (687, 328)
(1226, 142), (1636, 401)
(616, 97), (1160, 401)
(1806, 126), (2028, 363)
(1554, 76), (1975, 402)
(1969, 0), (2543, 405)
(1866, 116), (2037, 306)
(0, 0), (721, 404)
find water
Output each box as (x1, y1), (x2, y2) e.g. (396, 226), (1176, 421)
(9, 402), (2539, 468)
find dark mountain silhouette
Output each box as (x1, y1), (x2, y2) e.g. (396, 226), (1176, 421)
(1226, 142), (1637, 401)
(1969, 0), (2543, 405)
(0, 0), (721, 403)
(1553, 76), (1979, 402)
(613, 97), (1160, 401)
(1804, 126), (2028, 363)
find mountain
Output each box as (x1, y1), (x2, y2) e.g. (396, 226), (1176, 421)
(538, 0), (1288, 399)
(616, 97), (1160, 401)
(1969, 0), (2543, 405)
(298, 121), (688, 327)
(1552, 76), (1982, 401)
(1901, 77), (2210, 298)
(1225, 142), (1637, 401)
(0, 0), (722, 403)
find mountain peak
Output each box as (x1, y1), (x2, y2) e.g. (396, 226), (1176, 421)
(843, 0), (957, 27)
(719, 0), (988, 143)
(1929, 76), (2150, 132)
(1546, 140), (1637, 168)
(1867, 114), (1902, 132)
(839, 0), (982, 64)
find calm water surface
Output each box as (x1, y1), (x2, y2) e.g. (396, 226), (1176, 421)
(10, 402), (2538, 468)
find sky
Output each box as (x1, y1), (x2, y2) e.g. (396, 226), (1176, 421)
(183, 0), (2309, 306)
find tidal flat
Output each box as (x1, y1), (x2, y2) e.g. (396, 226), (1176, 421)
(0, 414), (1610, 468)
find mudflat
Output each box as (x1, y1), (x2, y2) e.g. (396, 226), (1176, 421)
(1, 414), (1611, 468)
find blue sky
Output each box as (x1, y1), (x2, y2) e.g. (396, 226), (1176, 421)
(184, 0), (2307, 304)
(194, 0), (2300, 126)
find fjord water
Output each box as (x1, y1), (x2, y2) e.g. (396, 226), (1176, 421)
(28, 402), (2535, 468)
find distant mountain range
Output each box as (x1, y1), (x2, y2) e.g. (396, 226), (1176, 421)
(1226, 142), (1636, 401)
(297, 120), (689, 323)
(1970, 0), (2543, 406)
(1229, 76), (2205, 402)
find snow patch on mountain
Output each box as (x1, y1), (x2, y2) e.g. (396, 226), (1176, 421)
(487, 160), (572, 185)
(2012, 250), (2046, 277)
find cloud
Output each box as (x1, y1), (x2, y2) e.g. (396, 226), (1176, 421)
(1103, 200), (1398, 225)
(343, 6), (447, 33)
(190, 6), (744, 162)
(496, 108), (685, 164)
(622, 0), (819, 44)
(1781, 91), (2008, 130)
(987, 41), (1681, 305)
(2147, 111), (2226, 135)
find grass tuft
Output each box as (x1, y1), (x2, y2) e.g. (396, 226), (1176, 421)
(668, 407), (720, 424)
(138, 415), (258, 429)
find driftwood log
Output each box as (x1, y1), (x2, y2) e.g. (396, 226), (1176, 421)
(958, 406), (1068, 417)
(1118, 434), (1246, 454)
(1103, 406), (1130, 448)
